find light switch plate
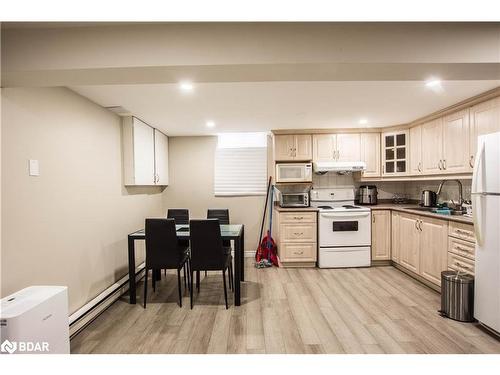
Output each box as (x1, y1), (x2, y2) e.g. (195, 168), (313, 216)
(29, 159), (40, 176)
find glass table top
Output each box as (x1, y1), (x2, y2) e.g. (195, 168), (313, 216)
(129, 224), (243, 238)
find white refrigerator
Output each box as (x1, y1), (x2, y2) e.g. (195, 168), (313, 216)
(472, 131), (500, 334)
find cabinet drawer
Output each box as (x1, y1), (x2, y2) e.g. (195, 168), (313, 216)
(279, 211), (316, 223)
(280, 243), (317, 262)
(448, 237), (475, 260)
(280, 223), (317, 242)
(448, 252), (475, 275)
(449, 222), (475, 243)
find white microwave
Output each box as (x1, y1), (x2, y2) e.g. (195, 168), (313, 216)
(276, 163), (313, 183)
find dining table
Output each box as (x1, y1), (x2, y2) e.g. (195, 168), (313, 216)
(127, 224), (245, 306)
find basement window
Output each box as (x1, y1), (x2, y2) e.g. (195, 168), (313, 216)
(214, 132), (268, 196)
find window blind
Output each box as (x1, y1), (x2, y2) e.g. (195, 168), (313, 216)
(214, 134), (267, 196)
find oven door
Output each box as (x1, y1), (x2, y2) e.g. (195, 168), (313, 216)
(319, 211), (371, 247)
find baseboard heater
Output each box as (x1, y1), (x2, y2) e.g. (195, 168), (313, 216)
(68, 263), (145, 339)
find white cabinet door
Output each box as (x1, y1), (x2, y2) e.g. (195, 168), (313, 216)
(294, 135), (313, 161)
(132, 118), (155, 185)
(421, 118), (443, 175)
(154, 129), (169, 186)
(274, 135), (295, 161)
(409, 125), (422, 175)
(360, 133), (381, 177)
(382, 131), (409, 176)
(470, 97), (500, 170)
(313, 134), (336, 162)
(337, 133), (361, 162)
(442, 109), (470, 174)
(419, 217), (448, 286)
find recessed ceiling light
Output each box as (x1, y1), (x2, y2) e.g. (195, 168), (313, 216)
(179, 81), (194, 92)
(206, 121), (216, 128)
(425, 79), (442, 88)
(359, 119), (368, 125)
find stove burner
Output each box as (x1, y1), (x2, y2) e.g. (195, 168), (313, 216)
(318, 205), (333, 209)
(342, 205), (361, 209)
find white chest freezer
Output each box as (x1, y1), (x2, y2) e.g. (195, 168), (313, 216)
(1, 286), (70, 354)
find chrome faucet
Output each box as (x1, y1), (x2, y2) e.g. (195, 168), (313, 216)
(436, 179), (463, 211)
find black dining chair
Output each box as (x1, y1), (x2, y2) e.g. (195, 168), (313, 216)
(144, 218), (190, 308)
(206, 209), (232, 278)
(167, 209), (189, 225)
(189, 219), (233, 309)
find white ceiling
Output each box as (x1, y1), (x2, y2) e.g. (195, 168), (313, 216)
(71, 80), (499, 136)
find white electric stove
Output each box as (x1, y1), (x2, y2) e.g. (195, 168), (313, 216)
(310, 188), (372, 268)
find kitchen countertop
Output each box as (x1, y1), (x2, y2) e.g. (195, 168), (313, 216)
(368, 203), (473, 224)
(274, 206), (319, 212)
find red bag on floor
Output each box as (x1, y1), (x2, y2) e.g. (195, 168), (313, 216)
(256, 230), (278, 266)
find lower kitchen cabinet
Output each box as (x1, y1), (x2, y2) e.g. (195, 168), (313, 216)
(419, 216), (448, 286)
(274, 209), (317, 267)
(391, 212), (400, 263)
(371, 210), (391, 261)
(398, 213), (421, 274)
(393, 211), (450, 287)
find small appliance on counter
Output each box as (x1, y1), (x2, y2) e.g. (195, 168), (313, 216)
(420, 190), (437, 207)
(275, 184), (311, 208)
(358, 185), (378, 205)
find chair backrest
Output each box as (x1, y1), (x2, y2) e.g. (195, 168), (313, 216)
(207, 209), (230, 225)
(145, 218), (182, 269)
(167, 209), (189, 225)
(189, 219), (225, 270)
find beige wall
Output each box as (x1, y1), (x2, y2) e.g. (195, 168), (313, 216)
(162, 136), (266, 255)
(1, 87), (163, 313)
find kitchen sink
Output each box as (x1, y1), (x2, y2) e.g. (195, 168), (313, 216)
(403, 207), (465, 216)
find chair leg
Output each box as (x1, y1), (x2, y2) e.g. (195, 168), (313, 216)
(196, 271), (200, 293)
(152, 269), (156, 292)
(186, 259), (191, 292)
(143, 269), (148, 309)
(183, 265), (187, 290)
(190, 269), (194, 309)
(177, 268), (182, 308)
(229, 262), (234, 291)
(222, 269), (228, 310)
(205, 271), (207, 277)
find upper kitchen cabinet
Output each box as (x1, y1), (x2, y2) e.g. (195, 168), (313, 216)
(336, 133), (361, 162)
(442, 109), (470, 174)
(360, 133), (381, 177)
(469, 97), (500, 170)
(409, 125), (422, 175)
(122, 116), (169, 186)
(313, 133), (361, 162)
(421, 118), (443, 175)
(274, 134), (312, 161)
(382, 130), (409, 176)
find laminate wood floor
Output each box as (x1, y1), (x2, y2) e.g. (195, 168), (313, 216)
(71, 261), (500, 354)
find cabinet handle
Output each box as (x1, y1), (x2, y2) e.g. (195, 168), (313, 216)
(415, 221), (419, 230)
(418, 162), (422, 172)
(293, 216), (304, 220)
(293, 232), (304, 236)
(373, 215), (376, 223)
(455, 245), (472, 253)
(455, 229), (470, 235)
(443, 159), (447, 170)
(438, 160), (442, 170)
(293, 250), (304, 255)
(469, 155), (474, 168)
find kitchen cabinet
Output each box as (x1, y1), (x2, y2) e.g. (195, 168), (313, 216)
(442, 109), (470, 174)
(398, 213), (420, 273)
(371, 210), (391, 261)
(274, 134), (312, 161)
(419, 217), (448, 286)
(409, 125), (422, 175)
(274, 209), (317, 267)
(360, 133), (381, 177)
(312, 133), (361, 162)
(421, 118), (443, 175)
(382, 130), (409, 176)
(391, 212), (400, 264)
(448, 221), (475, 276)
(122, 116), (169, 186)
(469, 97), (500, 170)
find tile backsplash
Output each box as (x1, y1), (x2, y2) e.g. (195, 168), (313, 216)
(312, 173), (471, 204)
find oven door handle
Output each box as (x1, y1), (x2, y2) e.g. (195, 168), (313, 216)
(320, 212), (370, 218)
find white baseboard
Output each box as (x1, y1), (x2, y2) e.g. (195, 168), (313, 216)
(69, 263), (145, 339)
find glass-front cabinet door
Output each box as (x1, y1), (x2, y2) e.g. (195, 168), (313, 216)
(382, 130), (409, 176)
